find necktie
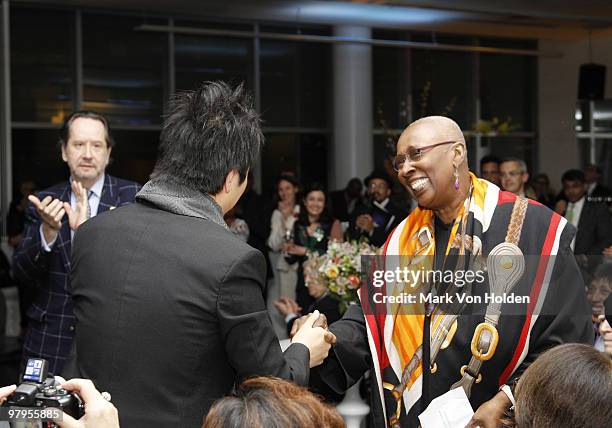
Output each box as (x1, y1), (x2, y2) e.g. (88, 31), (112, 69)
(86, 190), (93, 219)
(566, 203), (574, 224)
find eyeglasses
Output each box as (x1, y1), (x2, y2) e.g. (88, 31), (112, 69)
(392, 141), (456, 172)
(500, 170), (524, 178)
(368, 182), (389, 190)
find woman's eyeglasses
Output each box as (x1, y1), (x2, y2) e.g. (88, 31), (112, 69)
(392, 141), (456, 172)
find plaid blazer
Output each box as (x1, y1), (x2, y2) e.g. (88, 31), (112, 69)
(13, 175), (141, 374)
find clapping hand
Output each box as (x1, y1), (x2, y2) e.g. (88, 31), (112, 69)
(28, 194), (67, 244)
(273, 297), (302, 317)
(64, 180), (89, 231)
(356, 214), (375, 233)
(282, 242), (307, 256)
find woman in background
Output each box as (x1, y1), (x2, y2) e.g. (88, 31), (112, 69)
(511, 343), (611, 428)
(267, 174), (301, 338)
(284, 183), (343, 311)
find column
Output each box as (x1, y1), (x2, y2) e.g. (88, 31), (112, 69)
(332, 25), (373, 190)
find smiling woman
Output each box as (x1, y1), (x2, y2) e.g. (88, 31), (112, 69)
(311, 115), (594, 428)
(395, 116), (469, 222)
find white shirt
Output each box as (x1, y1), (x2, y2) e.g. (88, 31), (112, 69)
(40, 174), (105, 251)
(565, 196), (585, 251)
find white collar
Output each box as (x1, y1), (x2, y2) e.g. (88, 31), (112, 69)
(373, 198), (390, 210)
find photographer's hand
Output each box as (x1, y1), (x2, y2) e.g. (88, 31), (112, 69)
(0, 384), (16, 403)
(56, 379), (119, 428)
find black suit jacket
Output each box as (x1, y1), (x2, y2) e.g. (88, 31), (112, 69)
(66, 200), (310, 428)
(348, 200), (407, 247)
(571, 201), (612, 255)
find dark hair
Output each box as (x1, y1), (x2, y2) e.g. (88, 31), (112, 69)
(276, 174), (299, 189)
(59, 110), (115, 148)
(203, 377), (344, 428)
(561, 169), (585, 183)
(297, 183), (332, 226)
(594, 263), (612, 283)
(347, 177), (363, 188)
(513, 343), (612, 428)
(274, 174), (301, 204)
(480, 155), (501, 167)
(151, 81), (263, 194)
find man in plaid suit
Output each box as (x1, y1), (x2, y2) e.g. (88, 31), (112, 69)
(12, 111), (141, 375)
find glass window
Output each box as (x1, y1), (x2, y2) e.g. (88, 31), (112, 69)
(12, 129), (67, 191)
(411, 48), (473, 128)
(373, 133), (399, 172)
(480, 52), (536, 132)
(82, 14), (167, 126)
(373, 45), (410, 130)
(175, 35), (253, 92)
(487, 137), (537, 175)
(579, 139), (612, 189)
(107, 130), (159, 185)
(261, 133), (328, 198)
(10, 7), (74, 123)
(260, 41), (330, 127)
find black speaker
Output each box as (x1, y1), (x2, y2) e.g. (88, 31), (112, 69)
(578, 63), (606, 100)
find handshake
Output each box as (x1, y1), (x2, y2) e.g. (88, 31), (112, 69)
(289, 310), (337, 368)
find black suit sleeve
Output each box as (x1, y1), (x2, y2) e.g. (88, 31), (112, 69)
(12, 199), (51, 284)
(217, 248), (310, 386)
(310, 303), (371, 393)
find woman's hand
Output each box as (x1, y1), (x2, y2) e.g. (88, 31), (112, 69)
(273, 297), (302, 317)
(285, 244), (307, 256)
(466, 390), (511, 428)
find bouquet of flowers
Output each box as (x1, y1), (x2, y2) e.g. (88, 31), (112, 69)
(303, 240), (380, 313)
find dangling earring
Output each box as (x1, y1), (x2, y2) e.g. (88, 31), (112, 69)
(453, 165), (460, 190)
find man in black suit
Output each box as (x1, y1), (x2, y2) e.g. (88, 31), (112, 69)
(561, 169), (612, 264)
(584, 164), (612, 208)
(347, 170), (407, 247)
(65, 82), (334, 428)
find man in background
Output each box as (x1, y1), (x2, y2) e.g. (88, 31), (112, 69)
(347, 170), (407, 247)
(560, 169), (612, 258)
(12, 111), (140, 374)
(479, 155), (501, 186)
(500, 158), (535, 198)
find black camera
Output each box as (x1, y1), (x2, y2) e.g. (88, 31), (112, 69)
(2, 358), (84, 427)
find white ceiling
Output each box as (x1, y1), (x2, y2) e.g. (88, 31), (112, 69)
(15, 0), (612, 39)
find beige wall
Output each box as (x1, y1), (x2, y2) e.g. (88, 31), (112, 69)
(538, 32), (612, 190)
